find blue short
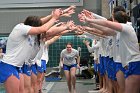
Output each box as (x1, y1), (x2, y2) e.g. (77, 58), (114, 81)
(125, 61), (140, 78)
(104, 56), (109, 71)
(22, 64), (31, 76)
(94, 63), (99, 72)
(63, 64), (77, 71)
(99, 55), (105, 76)
(115, 62), (125, 74)
(31, 64), (37, 75)
(37, 60), (47, 73)
(0, 61), (22, 83)
(107, 58), (116, 80)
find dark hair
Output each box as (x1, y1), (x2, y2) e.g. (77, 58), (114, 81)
(66, 42), (72, 47)
(24, 16), (42, 27)
(24, 16), (42, 46)
(113, 6), (126, 14)
(113, 11), (128, 23)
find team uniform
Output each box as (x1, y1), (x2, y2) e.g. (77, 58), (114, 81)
(0, 23), (33, 83)
(113, 32), (125, 75)
(60, 48), (79, 71)
(119, 24), (140, 77)
(35, 41), (49, 73)
(22, 36), (40, 76)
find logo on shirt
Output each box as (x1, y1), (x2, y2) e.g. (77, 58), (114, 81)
(28, 36), (34, 47)
(108, 39), (112, 46)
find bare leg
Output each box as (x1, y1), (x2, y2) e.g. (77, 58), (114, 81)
(108, 79), (113, 93)
(31, 72), (38, 93)
(37, 72), (43, 93)
(113, 80), (118, 93)
(4, 75), (20, 93)
(116, 70), (125, 93)
(99, 75), (104, 92)
(125, 75), (140, 93)
(64, 70), (72, 93)
(70, 67), (77, 93)
(103, 74), (109, 93)
(19, 74), (25, 93)
(23, 74), (32, 93)
(99, 75), (106, 93)
(98, 72), (103, 89)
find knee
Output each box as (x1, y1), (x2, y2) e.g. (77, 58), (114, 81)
(71, 74), (76, 79)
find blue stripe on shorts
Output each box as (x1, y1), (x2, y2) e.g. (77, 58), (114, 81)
(0, 61), (21, 83)
(63, 64), (77, 71)
(37, 60), (46, 73)
(22, 64), (31, 76)
(125, 61), (140, 78)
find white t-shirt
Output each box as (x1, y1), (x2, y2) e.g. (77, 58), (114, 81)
(87, 40), (100, 53)
(2, 23), (33, 67)
(120, 24), (140, 67)
(28, 36), (40, 65)
(113, 32), (121, 63)
(100, 38), (106, 57)
(105, 36), (111, 57)
(60, 48), (79, 66)
(92, 40), (100, 60)
(34, 41), (49, 66)
(41, 42), (49, 64)
(98, 39), (103, 56)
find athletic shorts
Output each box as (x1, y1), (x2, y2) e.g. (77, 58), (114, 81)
(37, 60), (47, 73)
(22, 64), (31, 76)
(107, 58), (116, 80)
(125, 61), (140, 78)
(31, 64), (38, 75)
(115, 62), (125, 74)
(99, 55), (105, 76)
(104, 56), (109, 71)
(94, 63), (99, 72)
(0, 61), (22, 83)
(63, 64), (77, 71)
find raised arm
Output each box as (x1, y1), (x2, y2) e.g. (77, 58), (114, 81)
(76, 26), (106, 38)
(45, 21), (74, 37)
(85, 18), (122, 32)
(83, 40), (100, 53)
(83, 40), (94, 53)
(82, 9), (107, 20)
(89, 23), (116, 36)
(28, 9), (61, 35)
(46, 35), (61, 46)
(86, 31), (106, 38)
(40, 14), (52, 24)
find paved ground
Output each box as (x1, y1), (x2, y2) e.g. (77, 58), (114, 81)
(42, 78), (99, 93)
(0, 78), (99, 93)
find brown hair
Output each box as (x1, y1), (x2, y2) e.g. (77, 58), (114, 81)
(66, 42), (73, 47)
(24, 16), (42, 27)
(113, 11), (128, 23)
(113, 6), (126, 14)
(24, 16), (42, 46)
